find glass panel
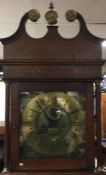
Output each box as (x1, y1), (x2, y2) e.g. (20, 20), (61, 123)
(19, 91), (86, 159)
(0, 81), (5, 125)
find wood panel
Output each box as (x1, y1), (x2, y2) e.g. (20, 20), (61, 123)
(0, 126), (5, 140)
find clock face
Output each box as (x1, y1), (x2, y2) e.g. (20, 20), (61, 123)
(19, 91), (86, 159)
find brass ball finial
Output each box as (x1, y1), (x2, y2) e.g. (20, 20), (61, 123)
(65, 10), (77, 22)
(28, 9), (40, 22)
(45, 2), (58, 25)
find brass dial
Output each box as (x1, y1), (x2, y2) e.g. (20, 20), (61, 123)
(20, 92), (86, 158)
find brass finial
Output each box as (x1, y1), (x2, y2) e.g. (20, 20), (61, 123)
(49, 2), (54, 10)
(65, 10), (77, 22)
(28, 9), (40, 22)
(45, 2), (58, 25)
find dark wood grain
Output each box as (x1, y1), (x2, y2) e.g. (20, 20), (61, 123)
(0, 126), (5, 140)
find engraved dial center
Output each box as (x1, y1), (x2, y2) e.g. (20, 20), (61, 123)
(46, 106), (61, 120)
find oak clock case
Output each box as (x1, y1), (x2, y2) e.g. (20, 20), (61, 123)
(0, 7), (105, 174)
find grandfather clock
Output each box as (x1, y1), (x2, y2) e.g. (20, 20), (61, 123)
(0, 3), (105, 174)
